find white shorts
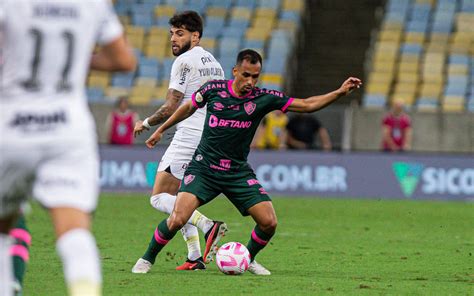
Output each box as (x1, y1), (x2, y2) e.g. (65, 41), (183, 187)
(157, 128), (202, 180)
(0, 140), (99, 218)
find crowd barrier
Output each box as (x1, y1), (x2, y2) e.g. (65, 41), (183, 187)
(99, 145), (473, 201)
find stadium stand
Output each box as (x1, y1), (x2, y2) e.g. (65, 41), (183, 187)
(87, 0), (305, 104)
(363, 0), (474, 113)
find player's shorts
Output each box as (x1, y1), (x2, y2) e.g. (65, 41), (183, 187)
(179, 164), (271, 216)
(157, 127), (202, 180)
(0, 140), (99, 218)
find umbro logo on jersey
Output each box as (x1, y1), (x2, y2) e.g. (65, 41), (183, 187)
(213, 102), (224, 111)
(218, 91), (229, 98)
(244, 102), (256, 115)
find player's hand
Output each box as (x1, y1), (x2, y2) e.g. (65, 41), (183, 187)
(134, 120), (148, 137)
(145, 130), (162, 148)
(339, 77), (362, 96)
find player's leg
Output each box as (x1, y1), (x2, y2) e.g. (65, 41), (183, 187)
(140, 192), (201, 267)
(151, 162), (217, 234)
(150, 180), (215, 235)
(0, 152), (35, 296)
(35, 143), (102, 296)
(9, 214), (31, 291)
(135, 166), (226, 272)
(133, 170), (208, 272)
(175, 225), (206, 270)
(177, 169), (227, 264)
(150, 171), (204, 262)
(134, 171), (203, 271)
(155, 171), (227, 265)
(224, 172), (274, 275)
(50, 208), (101, 296)
(247, 201), (278, 258)
(246, 201), (276, 275)
(145, 157), (217, 268)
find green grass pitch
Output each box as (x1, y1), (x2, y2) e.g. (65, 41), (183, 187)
(23, 194), (473, 295)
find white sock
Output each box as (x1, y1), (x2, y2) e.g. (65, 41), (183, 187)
(150, 193), (175, 214)
(56, 229), (101, 296)
(150, 193), (214, 233)
(180, 225), (201, 261)
(189, 211), (214, 234)
(0, 234), (14, 296)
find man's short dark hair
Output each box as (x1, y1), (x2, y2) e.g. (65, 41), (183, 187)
(236, 49), (263, 66)
(169, 10), (203, 38)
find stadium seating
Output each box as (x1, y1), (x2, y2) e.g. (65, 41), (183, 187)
(87, 0), (305, 104)
(86, 87), (105, 103)
(363, 0), (474, 112)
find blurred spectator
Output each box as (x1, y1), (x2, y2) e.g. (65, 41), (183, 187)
(381, 99), (412, 152)
(286, 113), (332, 151)
(252, 111), (288, 149)
(106, 96), (139, 145)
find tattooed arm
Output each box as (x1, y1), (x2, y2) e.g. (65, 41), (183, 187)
(133, 89), (184, 137)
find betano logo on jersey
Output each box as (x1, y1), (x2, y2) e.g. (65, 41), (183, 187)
(392, 162), (474, 197)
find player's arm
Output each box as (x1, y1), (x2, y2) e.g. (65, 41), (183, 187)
(134, 89), (184, 137)
(287, 77), (362, 113)
(90, 36), (136, 71)
(145, 100), (197, 148)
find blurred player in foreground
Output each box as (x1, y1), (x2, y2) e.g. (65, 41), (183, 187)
(0, 0), (136, 295)
(132, 11), (227, 273)
(144, 49), (362, 275)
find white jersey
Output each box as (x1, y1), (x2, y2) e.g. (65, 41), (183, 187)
(0, 0), (123, 215)
(0, 0), (123, 144)
(169, 46), (225, 131)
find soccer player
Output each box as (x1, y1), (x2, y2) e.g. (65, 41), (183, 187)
(131, 11), (227, 273)
(0, 1), (136, 295)
(144, 49), (362, 275)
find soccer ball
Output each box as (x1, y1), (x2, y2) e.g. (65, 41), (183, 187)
(215, 242), (251, 275)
